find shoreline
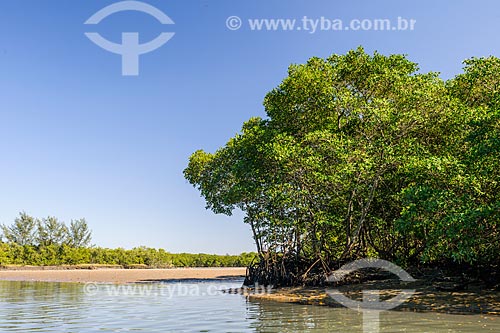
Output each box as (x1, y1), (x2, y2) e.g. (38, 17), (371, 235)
(0, 267), (246, 283)
(246, 278), (500, 316)
(1, 266), (498, 316)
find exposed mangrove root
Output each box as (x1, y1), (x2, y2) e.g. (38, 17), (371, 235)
(244, 256), (334, 287)
(244, 256), (500, 290)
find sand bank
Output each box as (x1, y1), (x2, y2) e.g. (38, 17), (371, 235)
(246, 279), (500, 315)
(0, 267), (246, 283)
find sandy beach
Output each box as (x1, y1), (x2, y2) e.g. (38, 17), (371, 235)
(0, 267), (246, 283)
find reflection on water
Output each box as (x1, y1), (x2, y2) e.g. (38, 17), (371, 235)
(250, 300), (499, 332)
(0, 280), (498, 332)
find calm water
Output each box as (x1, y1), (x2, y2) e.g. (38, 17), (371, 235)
(0, 280), (498, 332)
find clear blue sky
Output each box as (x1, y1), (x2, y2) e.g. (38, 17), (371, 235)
(1, 0), (499, 254)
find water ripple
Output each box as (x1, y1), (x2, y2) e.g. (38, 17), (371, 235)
(0, 281), (498, 332)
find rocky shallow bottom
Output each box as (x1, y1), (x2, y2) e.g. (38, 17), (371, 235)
(242, 278), (500, 315)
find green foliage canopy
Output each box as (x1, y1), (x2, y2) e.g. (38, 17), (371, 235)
(185, 48), (499, 280)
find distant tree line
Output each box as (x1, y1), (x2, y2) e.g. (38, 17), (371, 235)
(185, 48), (500, 286)
(0, 212), (257, 267)
(1, 212), (91, 248)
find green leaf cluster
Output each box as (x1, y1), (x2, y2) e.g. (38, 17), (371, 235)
(185, 48), (499, 277)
